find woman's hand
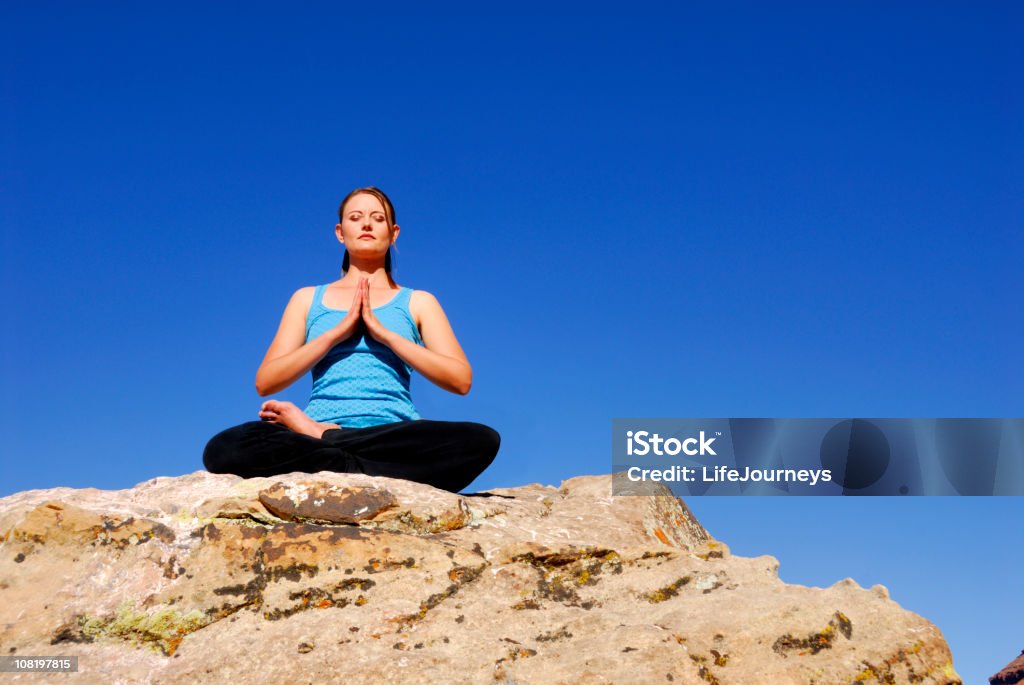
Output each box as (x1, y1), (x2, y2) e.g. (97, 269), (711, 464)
(360, 280), (395, 346)
(372, 290), (473, 395)
(327, 278), (367, 343)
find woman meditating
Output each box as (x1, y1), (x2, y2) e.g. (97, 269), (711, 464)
(203, 187), (500, 493)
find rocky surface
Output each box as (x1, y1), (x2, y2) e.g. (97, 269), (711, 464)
(991, 650), (1024, 685)
(0, 471), (962, 684)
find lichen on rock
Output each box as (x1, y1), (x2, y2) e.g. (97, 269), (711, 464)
(0, 471), (963, 684)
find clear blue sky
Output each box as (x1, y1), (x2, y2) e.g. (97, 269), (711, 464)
(2, 4), (1021, 682)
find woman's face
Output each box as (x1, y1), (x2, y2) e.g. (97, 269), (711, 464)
(336, 192), (398, 253)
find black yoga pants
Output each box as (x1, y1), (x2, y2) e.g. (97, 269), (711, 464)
(203, 419), (500, 493)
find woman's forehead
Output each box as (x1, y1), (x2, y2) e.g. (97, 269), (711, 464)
(345, 193), (387, 213)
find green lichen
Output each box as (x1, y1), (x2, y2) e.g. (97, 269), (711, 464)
(390, 563), (487, 628)
(208, 516), (274, 528)
(358, 509), (470, 534)
(772, 611), (853, 656)
(940, 662), (962, 683)
(852, 647), (961, 685)
(509, 548), (622, 609)
(171, 510), (200, 525)
(80, 600), (210, 656)
(642, 576), (691, 603)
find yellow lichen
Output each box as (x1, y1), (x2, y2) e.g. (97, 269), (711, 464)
(854, 668), (873, 682)
(80, 600), (210, 656)
(641, 576), (691, 603)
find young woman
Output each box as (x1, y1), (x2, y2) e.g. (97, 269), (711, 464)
(203, 187), (500, 493)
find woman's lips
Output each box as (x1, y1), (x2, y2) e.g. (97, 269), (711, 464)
(357, 235), (376, 240)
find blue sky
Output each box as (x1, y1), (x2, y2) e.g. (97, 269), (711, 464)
(3, 4), (1021, 681)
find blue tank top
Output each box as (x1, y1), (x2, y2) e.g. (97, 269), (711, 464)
(303, 284), (422, 428)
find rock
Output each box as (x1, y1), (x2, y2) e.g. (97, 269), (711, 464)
(991, 649), (1024, 685)
(258, 482), (398, 524)
(0, 471), (963, 684)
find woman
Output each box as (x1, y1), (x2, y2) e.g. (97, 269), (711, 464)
(203, 187), (500, 493)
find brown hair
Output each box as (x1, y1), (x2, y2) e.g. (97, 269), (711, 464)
(338, 186), (397, 284)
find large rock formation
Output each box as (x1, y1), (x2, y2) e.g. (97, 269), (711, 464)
(991, 650), (1024, 685)
(0, 472), (962, 684)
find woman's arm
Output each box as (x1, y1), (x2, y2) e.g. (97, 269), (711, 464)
(255, 281), (366, 396)
(363, 289), (472, 395)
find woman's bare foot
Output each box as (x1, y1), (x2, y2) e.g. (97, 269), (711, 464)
(259, 400), (340, 439)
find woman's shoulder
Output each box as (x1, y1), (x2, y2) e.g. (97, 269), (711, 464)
(283, 286), (320, 315)
(407, 288), (440, 308)
(293, 285), (320, 302)
(407, 289), (446, 326)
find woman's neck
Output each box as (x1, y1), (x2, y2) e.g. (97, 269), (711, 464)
(342, 260), (395, 288)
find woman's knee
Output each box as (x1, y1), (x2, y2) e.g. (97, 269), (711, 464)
(202, 425), (246, 473)
(462, 422), (501, 461)
(481, 423), (502, 456)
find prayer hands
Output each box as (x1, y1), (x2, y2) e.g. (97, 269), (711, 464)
(329, 278), (368, 343)
(327, 277), (394, 347)
(360, 279), (393, 345)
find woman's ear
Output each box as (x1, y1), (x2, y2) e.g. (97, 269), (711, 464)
(336, 223), (345, 244)
(391, 223), (401, 245)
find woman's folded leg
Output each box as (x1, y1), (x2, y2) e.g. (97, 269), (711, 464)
(203, 421), (355, 479)
(321, 420), (500, 493)
(203, 418), (500, 492)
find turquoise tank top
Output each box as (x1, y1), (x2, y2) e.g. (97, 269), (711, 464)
(303, 284), (422, 428)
